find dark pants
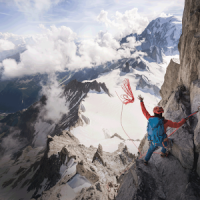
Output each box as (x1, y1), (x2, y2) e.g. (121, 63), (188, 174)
(144, 141), (168, 162)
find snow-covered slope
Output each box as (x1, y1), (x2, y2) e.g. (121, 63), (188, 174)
(70, 56), (166, 155)
(140, 16), (182, 56)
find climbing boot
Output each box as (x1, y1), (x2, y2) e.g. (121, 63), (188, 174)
(161, 151), (169, 157)
(144, 160), (148, 166)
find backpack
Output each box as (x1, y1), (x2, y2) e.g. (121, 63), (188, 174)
(147, 117), (165, 146)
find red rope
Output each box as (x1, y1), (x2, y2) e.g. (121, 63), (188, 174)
(120, 78), (134, 105)
(116, 78), (162, 160)
(116, 79), (140, 154)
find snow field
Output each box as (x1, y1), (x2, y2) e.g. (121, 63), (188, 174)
(71, 66), (163, 155)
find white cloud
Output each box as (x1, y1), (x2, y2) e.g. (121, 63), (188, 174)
(39, 73), (69, 123)
(121, 37), (143, 49)
(14, 0), (62, 18)
(1, 24), (137, 79)
(159, 12), (173, 18)
(97, 8), (149, 39)
(0, 39), (15, 52)
(0, 0), (63, 19)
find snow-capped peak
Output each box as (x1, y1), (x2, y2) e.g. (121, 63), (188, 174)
(140, 15), (182, 56)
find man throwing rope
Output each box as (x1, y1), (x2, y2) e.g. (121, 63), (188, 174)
(138, 95), (187, 166)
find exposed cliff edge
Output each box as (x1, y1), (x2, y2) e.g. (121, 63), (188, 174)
(116, 0), (200, 199)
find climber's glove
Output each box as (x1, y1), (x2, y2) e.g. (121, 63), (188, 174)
(185, 117), (189, 120)
(138, 95), (144, 102)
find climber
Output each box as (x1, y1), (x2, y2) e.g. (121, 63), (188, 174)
(138, 95), (188, 166)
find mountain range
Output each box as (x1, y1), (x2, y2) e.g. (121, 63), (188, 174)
(0, 12), (196, 200)
(0, 15), (181, 113)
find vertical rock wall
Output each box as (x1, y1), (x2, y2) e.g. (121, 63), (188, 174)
(160, 0), (200, 176)
(178, 0), (200, 88)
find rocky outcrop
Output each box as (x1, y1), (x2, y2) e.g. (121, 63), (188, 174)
(178, 0), (200, 89)
(92, 144), (105, 166)
(31, 132), (135, 200)
(121, 62), (130, 73)
(0, 79), (111, 200)
(159, 59), (181, 107)
(110, 133), (125, 141)
(136, 74), (160, 97)
(116, 158), (200, 200)
(132, 58), (149, 70)
(159, 0), (200, 176)
(76, 160), (99, 184)
(142, 45), (163, 63)
(190, 80), (200, 153)
(163, 88), (194, 169)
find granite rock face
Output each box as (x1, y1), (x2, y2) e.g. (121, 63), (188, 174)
(159, 0), (200, 176)
(116, 157), (199, 200)
(178, 0), (200, 89)
(163, 89), (194, 169)
(159, 59), (181, 107)
(117, 1), (200, 199)
(32, 132), (135, 200)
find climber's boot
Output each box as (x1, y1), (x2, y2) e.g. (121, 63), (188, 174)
(161, 151), (169, 158)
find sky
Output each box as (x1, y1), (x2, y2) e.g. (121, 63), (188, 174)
(0, 0), (184, 37)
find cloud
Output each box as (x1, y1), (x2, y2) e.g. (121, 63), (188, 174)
(159, 12), (173, 18)
(97, 8), (149, 39)
(0, 39), (15, 52)
(1, 0), (63, 19)
(121, 36), (143, 49)
(1, 25), (77, 79)
(39, 73), (69, 123)
(1, 24), (138, 79)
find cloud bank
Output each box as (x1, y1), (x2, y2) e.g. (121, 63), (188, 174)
(39, 73), (69, 123)
(0, 39), (15, 52)
(1, 10), (144, 80)
(97, 8), (149, 39)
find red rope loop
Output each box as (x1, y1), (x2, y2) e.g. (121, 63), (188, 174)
(120, 78), (134, 105)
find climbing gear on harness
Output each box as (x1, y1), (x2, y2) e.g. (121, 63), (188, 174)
(147, 117), (165, 146)
(153, 106), (164, 114)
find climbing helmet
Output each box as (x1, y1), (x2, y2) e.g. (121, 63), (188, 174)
(153, 106), (164, 114)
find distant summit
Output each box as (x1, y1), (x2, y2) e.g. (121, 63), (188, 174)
(140, 16), (182, 55)
(121, 16), (182, 62)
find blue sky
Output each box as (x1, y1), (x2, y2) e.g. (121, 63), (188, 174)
(0, 0), (184, 37)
